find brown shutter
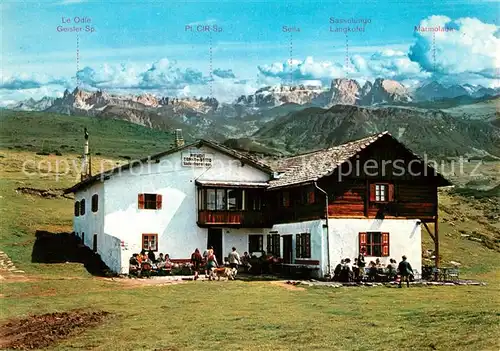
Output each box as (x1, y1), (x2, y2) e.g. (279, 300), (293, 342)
(382, 232), (389, 257)
(308, 190), (315, 204)
(296, 234), (301, 258)
(359, 232), (367, 253)
(388, 184), (395, 202)
(156, 194), (163, 209)
(138, 194), (145, 209)
(274, 234), (281, 257)
(369, 184), (376, 202)
(304, 233), (311, 258)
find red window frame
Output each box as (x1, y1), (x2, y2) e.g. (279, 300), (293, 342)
(138, 193), (162, 210)
(369, 183), (395, 203)
(359, 232), (389, 257)
(142, 233), (158, 251)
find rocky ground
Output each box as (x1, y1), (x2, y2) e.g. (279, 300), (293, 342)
(0, 310), (109, 350)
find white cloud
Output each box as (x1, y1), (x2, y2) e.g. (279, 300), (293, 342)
(258, 56), (345, 83)
(409, 16), (499, 78)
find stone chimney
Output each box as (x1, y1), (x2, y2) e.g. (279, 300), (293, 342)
(174, 129), (184, 148)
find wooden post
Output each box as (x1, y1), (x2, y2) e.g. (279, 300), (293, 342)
(364, 179), (369, 217)
(434, 185), (440, 269)
(434, 216), (439, 268)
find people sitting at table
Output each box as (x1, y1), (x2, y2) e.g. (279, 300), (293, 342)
(241, 252), (252, 272)
(387, 259), (397, 280)
(339, 258), (353, 282)
(353, 258), (361, 281)
(129, 254), (141, 276)
(163, 253), (173, 269)
(148, 249), (156, 263)
(368, 261), (378, 281)
(333, 259), (345, 281)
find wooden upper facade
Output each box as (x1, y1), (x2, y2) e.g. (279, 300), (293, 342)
(197, 132), (450, 227)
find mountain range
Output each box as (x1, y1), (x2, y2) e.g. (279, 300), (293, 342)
(3, 78), (499, 159)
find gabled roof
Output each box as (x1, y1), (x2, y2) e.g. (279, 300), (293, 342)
(267, 131), (451, 189)
(65, 139), (273, 194)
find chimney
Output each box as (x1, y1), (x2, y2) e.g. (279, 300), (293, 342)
(81, 128), (91, 181)
(174, 129), (184, 148)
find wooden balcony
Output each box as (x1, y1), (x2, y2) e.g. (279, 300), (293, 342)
(197, 210), (270, 228)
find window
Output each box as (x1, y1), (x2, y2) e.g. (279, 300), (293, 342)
(370, 183), (394, 202)
(248, 235), (263, 253)
(246, 190), (262, 211)
(296, 233), (311, 258)
(93, 234), (97, 252)
(267, 234), (281, 257)
(359, 232), (389, 257)
(227, 189), (243, 210)
(80, 199), (85, 215)
(199, 188), (244, 211)
(91, 194), (98, 212)
(302, 186), (315, 204)
(206, 189), (216, 210)
(142, 233), (158, 251)
(138, 193), (162, 210)
(216, 189), (226, 210)
(281, 191), (290, 207)
(74, 202), (80, 217)
(307, 189), (315, 204)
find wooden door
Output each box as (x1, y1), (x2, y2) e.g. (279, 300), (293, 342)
(207, 228), (223, 264)
(282, 235), (293, 264)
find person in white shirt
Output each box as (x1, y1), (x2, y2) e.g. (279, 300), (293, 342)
(227, 247), (241, 269)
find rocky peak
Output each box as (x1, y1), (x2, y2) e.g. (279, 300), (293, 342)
(321, 78), (361, 107)
(359, 78), (411, 105)
(237, 84), (323, 108)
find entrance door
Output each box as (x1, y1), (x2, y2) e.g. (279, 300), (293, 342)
(282, 235), (293, 264)
(207, 228), (223, 264)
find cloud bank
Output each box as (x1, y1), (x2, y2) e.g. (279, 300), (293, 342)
(2, 16), (498, 105)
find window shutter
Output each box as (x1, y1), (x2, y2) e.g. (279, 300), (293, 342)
(156, 194), (163, 209)
(267, 234), (271, 253)
(369, 184), (376, 202)
(382, 232), (390, 256)
(138, 194), (145, 209)
(308, 190), (315, 204)
(304, 233), (311, 258)
(388, 184), (395, 202)
(359, 232), (367, 253)
(274, 234), (281, 257)
(296, 234), (301, 258)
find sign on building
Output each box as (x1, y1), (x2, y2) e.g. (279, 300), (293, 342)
(182, 151), (213, 167)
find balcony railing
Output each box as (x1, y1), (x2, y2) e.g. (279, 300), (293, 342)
(197, 210), (270, 228)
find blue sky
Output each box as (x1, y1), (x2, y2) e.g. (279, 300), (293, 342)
(1, 0), (499, 103)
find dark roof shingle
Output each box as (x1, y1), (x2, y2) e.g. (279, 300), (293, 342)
(267, 132), (389, 189)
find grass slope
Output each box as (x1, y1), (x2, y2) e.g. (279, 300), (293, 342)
(1, 112), (499, 349)
(0, 110), (181, 159)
